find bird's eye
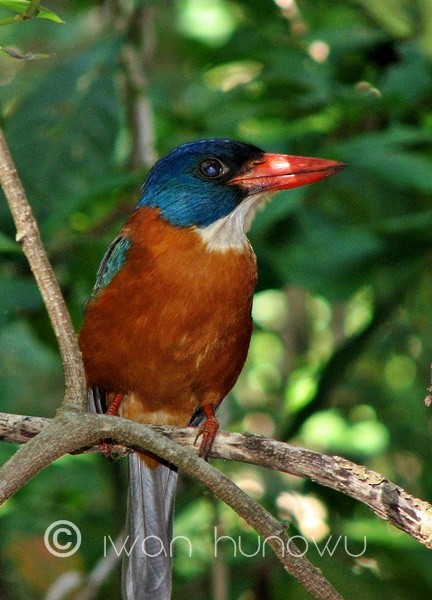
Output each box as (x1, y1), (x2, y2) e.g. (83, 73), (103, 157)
(197, 158), (228, 179)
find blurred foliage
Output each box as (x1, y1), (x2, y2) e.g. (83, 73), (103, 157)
(1, 0), (432, 598)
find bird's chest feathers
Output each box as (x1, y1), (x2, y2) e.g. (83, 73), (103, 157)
(80, 208), (258, 415)
(93, 208), (257, 339)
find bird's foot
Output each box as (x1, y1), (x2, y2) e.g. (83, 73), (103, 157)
(195, 404), (219, 459)
(106, 392), (123, 416)
(99, 392), (123, 456)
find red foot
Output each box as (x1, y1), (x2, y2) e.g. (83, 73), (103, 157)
(99, 392), (123, 455)
(195, 405), (219, 459)
(106, 392), (123, 416)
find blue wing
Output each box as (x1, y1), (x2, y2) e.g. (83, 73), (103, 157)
(91, 235), (132, 297)
(86, 235), (132, 414)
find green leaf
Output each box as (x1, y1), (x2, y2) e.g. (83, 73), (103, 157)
(5, 38), (124, 224)
(380, 42), (432, 106)
(353, 0), (413, 37)
(0, 321), (63, 415)
(0, 274), (43, 324)
(335, 127), (432, 194)
(378, 208), (432, 243)
(0, 231), (20, 252)
(254, 206), (383, 300)
(0, 0), (64, 23)
(419, 0), (432, 58)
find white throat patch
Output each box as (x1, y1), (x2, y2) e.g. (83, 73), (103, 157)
(195, 192), (273, 252)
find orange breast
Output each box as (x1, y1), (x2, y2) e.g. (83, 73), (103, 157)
(78, 207), (257, 426)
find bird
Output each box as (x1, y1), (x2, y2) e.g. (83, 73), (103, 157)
(78, 139), (345, 599)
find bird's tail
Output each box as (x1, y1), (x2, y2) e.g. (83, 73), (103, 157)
(122, 452), (178, 600)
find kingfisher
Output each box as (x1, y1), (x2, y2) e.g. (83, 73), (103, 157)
(78, 139), (344, 599)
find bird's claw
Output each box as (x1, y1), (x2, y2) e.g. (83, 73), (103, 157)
(195, 405), (219, 459)
(98, 392), (123, 458)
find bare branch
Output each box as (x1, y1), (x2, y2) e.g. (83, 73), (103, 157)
(122, 6), (157, 170)
(45, 572), (83, 600)
(0, 413), (343, 600)
(72, 533), (124, 600)
(1, 411), (432, 551)
(0, 128), (86, 412)
(0, 412), (48, 443)
(0, 416), (97, 502)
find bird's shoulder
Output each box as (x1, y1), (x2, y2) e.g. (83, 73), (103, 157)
(88, 206), (257, 303)
(91, 235), (133, 297)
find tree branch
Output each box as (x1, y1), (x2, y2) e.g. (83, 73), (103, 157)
(122, 5), (157, 170)
(1, 411), (431, 551)
(0, 128), (86, 412)
(0, 412), (343, 600)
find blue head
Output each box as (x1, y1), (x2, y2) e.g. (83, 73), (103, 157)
(137, 139), (264, 227)
(137, 139), (346, 229)
(92, 141), (344, 292)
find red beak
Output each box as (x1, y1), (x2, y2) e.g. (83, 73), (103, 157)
(229, 153), (346, 194)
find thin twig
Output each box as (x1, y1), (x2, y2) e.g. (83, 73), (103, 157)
(0, 128), (86, 412)
(0, 0), (41, 25)
(23, 0), (41, 19)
